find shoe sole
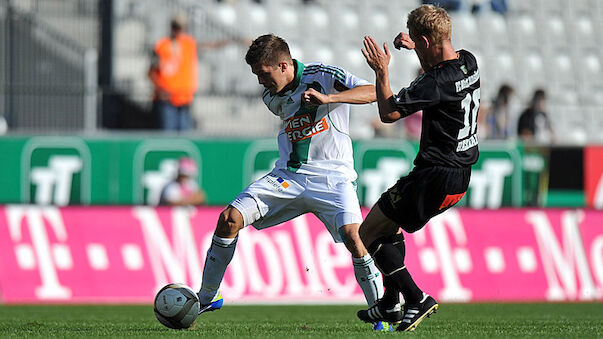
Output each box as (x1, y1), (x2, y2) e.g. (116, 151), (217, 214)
(360, 316), (402, 325)
(198, 304), (222, 315)
(358, 310), (403, 325)
(401, 304), (438, 332)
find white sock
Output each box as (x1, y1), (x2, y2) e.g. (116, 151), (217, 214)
(198, 235), (238, 304)
(352, 254), (384, 306)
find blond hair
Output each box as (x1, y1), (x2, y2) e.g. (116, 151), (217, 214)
(407, 4), (452, 46)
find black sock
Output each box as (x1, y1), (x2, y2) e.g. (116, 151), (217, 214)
(381, 275), (400, 309)
(396, 268), (423, 305)
(391, 233), (423, 304)
(368, 233), (423, 305)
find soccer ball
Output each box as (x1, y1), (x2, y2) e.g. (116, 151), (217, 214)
(153, 283), (200, 329)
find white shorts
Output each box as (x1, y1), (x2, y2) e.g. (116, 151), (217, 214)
(230, 168), (362, 243)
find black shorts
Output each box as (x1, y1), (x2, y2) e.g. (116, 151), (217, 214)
(377, 166), (471, 233)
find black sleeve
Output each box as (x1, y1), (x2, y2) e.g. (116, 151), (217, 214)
(393, 73), (440, 117)
(517, 110), (530, 135)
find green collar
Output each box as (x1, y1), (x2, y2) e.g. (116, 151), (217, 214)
(277, 59), (305, 96)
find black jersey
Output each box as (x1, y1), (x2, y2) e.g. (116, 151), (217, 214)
(394, 49), (480, 168)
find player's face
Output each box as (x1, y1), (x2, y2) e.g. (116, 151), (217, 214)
(251, 62), (288, 94)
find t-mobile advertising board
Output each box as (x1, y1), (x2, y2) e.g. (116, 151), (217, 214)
(0, 206), (601, 304)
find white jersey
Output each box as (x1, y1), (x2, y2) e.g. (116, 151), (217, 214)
(262, 60), (370, 181)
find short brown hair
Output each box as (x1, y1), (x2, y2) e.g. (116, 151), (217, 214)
(407, 4), (452, 46)
(245, 34), (293, 66)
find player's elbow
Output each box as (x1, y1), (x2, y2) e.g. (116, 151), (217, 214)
(380, 112), (401, 123)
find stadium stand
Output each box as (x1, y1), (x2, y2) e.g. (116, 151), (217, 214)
(1, 0), (602, 143)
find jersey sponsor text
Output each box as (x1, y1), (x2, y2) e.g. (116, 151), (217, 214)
(284, 114), (329, 143)
(456, 134), (478, 152)
(455, 70), (480, 92)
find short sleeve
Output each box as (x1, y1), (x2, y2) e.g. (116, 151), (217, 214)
(338, 67), (371, 90)
(306, 63), (370, 93)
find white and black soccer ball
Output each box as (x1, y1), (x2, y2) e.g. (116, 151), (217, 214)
(153, 283), (200, 329)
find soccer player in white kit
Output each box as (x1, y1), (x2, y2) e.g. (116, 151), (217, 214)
(197, 34), (389, 331)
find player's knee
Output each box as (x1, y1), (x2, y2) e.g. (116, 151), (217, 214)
(340, 224), (358, 240)
(358, 224), (373, 246)
(215, 207), (243, 238)
(339, 224), (367, 257)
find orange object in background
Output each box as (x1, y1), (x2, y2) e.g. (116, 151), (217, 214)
(153, 34), (198, 107)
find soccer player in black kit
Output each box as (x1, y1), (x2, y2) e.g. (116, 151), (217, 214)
(356, 4), (480, 332)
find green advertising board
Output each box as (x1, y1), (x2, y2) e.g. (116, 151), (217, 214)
(354, 140), (417, 207)
(464, 142), (523, 208)
(0, 135), (553, 207)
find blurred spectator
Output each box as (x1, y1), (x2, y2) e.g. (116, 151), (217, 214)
(371, 109), (422, 140)
(403, 110), (423, 141)
(159, 158), (207, 206)
(517, 89), (554, 144)
(402, 68), (426, 140)
(486, 84), (515, 139)
(489, 0), (508, 14)
(149, 14), (198, 131)
(470, 0), (508, 15)
(422, 0), (463, 11)
(149, 14), (248, 131)
(422, 0), (508, 15)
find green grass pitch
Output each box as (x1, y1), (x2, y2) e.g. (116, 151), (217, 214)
(0, 303), (601, 338)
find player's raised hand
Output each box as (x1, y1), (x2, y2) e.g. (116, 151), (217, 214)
(362, 36), (391, 73)
(393, 32), (415, 50)
(302, 87), (329, 106)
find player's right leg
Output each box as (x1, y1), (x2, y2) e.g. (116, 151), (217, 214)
(311, 175), (391, 331)
(198, 206), (244, 314)
(198, 169), (305, 314)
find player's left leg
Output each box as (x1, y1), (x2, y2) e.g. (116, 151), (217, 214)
(309, 173), (390, 331)
(339, 223), (384, 307)
(339, 223), (394, 331)
(310, 175), (385, 311)
(355, 206), (407, 325)
(358, 206), (437, 331)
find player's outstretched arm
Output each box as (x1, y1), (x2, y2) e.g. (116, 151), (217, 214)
(362, 36), (403, 123)
(302, 85), (376, 106)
